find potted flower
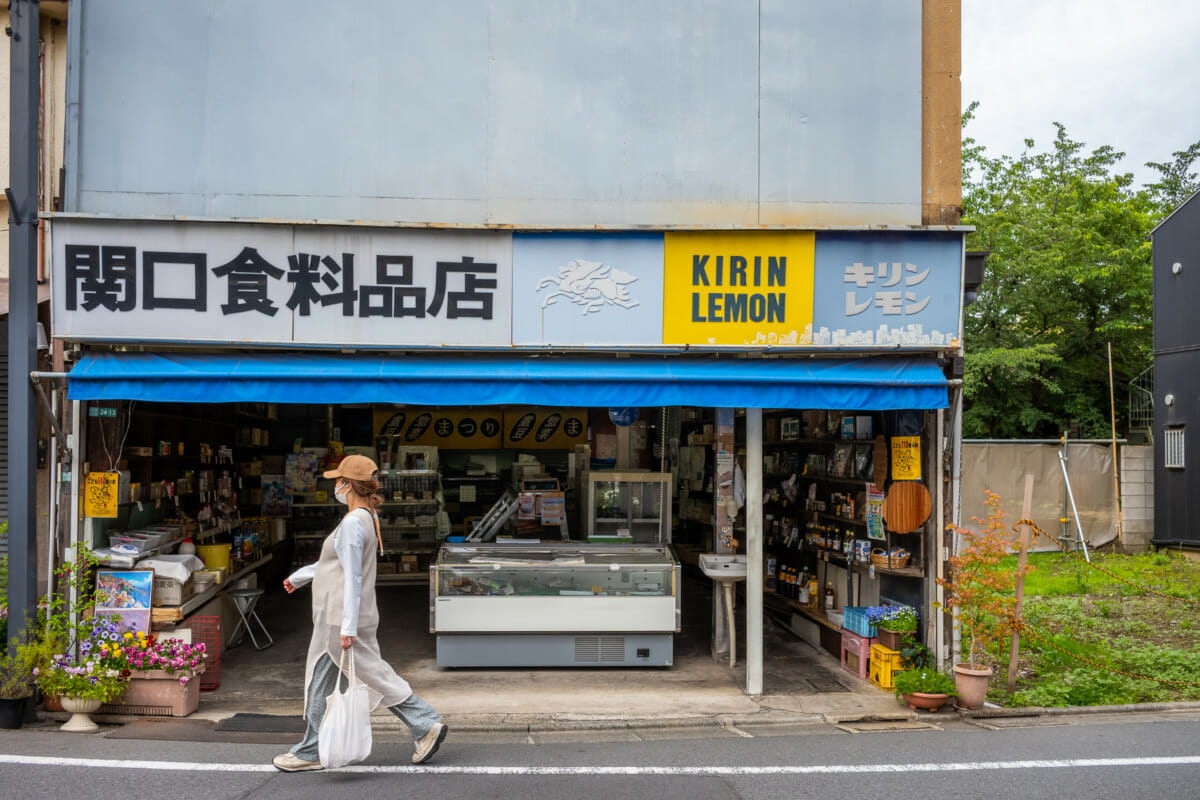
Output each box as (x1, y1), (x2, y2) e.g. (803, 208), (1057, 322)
(893, 668), (957, 712)
(34, 648), (128, 733)
(101, 630), (208, 717)
(938, 490), (1033, 708)
(865, 605), (918, 650)
(0, 636), (38, 729)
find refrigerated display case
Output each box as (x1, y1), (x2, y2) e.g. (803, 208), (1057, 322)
(584, 472), (672, 544)
(430, 543), (680, 666)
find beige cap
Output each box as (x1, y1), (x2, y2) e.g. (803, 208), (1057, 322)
(322, 454), (378, 481)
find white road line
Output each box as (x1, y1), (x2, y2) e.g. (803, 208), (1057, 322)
(1, 754), (1199, 775)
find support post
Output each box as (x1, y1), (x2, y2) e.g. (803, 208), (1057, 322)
(711, 409), (735, 662)
(1007, 473), (1034, 694)
(6, 0), (41, 644)
(745, 407), (763, 695)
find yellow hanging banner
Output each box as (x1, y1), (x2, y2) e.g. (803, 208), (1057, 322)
(890, 436), (922, 481)
(662, 231), (816, 346)
(84, 472), (121, 518)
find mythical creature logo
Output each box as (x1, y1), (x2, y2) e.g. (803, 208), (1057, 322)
(536, 259), (639, 316)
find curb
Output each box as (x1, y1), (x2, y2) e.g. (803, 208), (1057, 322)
(955, 700), (1200, 719)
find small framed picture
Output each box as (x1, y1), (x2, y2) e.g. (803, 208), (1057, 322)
(94, 568), (155, 634)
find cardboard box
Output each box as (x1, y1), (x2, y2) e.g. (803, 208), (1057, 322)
(400, 555), (419, 573)
(153, 575), (194, 607)
(377, 561), (398, 574)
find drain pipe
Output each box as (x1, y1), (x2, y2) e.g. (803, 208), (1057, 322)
(948, 386), (963, 669)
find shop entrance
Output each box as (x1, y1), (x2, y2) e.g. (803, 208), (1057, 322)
(77, 394), (937, 709)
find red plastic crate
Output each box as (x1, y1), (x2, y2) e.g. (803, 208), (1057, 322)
(840, 629), (876, 679)
(184, 615), (221, 691)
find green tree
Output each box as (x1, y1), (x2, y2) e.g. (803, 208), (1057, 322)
(961, 104), (1198, 438)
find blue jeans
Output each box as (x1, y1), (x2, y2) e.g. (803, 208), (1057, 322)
(292, 653), (442, 761)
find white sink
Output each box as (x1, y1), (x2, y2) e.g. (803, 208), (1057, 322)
(698, 554), (748, 583)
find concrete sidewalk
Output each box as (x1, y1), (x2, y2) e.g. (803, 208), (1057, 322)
(178, 581), (914, 733)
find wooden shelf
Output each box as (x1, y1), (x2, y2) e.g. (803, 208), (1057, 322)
(764, 439), (873, 448)
(814, 512), (867, 527)
(777, 595), (841, 631)
(151, 554), (273, 624)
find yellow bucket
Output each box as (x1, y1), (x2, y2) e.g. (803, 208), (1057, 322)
(195, 543), (231, 571)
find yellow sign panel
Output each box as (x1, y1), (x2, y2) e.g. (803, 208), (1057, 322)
(374, 408), (504, 451)
(890, 436), (922, 481)
(84, 472), (121, 518)
(502, 408), (588, 450)
(662, 231), (815, 346)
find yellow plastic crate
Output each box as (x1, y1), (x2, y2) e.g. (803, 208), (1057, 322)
(869, 643), (904, 689)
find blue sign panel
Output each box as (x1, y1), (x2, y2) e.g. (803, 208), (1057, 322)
(811, 232), (962, 347)
(512, 232), (664, 346)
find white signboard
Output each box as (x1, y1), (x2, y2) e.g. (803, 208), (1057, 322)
(52, 219), (511, 347)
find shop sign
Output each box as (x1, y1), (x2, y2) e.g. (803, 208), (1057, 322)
(52, 219), (964, 351)
(52, 219), (511, 347)
(502, 408), (588, 450)
(373, 408), (504, 451)
(512, 232), (664, 346)
(811, 232), (962, 347)
(661, 231), (816, 346)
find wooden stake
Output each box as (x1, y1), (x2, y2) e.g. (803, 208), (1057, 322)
(1108, 342), (1123, 547)
(1007, 473), (1035, 694)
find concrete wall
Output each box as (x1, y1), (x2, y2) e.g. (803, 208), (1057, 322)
(64, 0), (960, 228)
(1120, 444), (1154, 552)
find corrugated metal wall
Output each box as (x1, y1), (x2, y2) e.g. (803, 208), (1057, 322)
(65, 0), (922, 228)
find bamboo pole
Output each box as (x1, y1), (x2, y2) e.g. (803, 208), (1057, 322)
(1108, 342), (1123, 547)
(1007, 473), (1035, 694)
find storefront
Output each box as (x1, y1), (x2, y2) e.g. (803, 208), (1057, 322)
(48, 216), (965, 695)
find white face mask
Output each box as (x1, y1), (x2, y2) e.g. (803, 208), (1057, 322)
(334, 484), (350, 505)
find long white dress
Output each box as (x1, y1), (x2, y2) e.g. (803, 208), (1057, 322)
(286, 507), (413, 714)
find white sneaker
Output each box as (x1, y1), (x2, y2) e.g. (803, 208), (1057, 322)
(412, 722), (448, 764)
(273, 752), (324, 772)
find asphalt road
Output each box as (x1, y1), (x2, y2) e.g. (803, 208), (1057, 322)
(2, 711), (1199, 800)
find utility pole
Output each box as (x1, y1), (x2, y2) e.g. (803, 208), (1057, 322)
(6, 0), (41, 643)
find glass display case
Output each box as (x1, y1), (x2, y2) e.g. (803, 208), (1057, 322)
(430, 543), (681, 667)
(584, 472), (672, 544)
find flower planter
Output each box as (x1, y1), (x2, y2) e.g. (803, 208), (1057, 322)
(60, 696), (102, 733)
(100, 668), (203, 717)
(902, 691), (950, 712)
(876, 628), (907, 650)
(0, 697), (28, 730)
(952, 663), (994, 709)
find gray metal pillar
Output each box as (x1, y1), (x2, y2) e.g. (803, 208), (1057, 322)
(745, 408), (763, 695)
(6, 0), (41, 642)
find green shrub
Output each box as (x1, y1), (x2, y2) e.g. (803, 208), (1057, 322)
(893, 669), (957, 697)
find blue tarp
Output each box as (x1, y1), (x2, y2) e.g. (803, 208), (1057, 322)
(67, 352), (949, 410)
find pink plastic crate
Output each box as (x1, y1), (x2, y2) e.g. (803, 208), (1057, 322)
(840, 629), (876, 679)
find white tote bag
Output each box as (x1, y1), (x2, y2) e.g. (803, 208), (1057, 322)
(318, 648), (373, 768)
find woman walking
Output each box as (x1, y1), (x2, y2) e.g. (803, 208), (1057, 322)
(273, 454), (447, 772)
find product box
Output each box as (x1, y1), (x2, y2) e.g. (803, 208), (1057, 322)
(126, 446), (153, 457)
(153, 574), (194, 607)
(400, 554), (419, 573)
(855, 415), (874, 440)
(377, 561), (398, 574)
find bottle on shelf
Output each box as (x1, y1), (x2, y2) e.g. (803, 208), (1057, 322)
(824, 581), (835, 610)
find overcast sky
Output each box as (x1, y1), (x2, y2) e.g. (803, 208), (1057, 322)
(961, 1), (1200, 188)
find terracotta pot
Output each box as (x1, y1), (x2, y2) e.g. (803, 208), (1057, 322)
(902, 691), (950, 712)
(43, 694), (64, 713)
(60, 696), (102, 733)
(953, 663), (994, 709)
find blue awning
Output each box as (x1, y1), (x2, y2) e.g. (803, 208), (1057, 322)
(67, 352), (949, 409)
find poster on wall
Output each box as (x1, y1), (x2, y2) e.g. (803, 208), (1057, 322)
(890, 436), (922, 481)
(261, 474), (290, 516)
(866, 483), (886, 541)
(84, 472), (121, 518)
(94, 568), (154, 634)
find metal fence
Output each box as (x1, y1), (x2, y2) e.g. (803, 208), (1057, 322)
(961, 440), (1119, 550)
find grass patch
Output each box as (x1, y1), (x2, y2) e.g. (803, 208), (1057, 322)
(981, 550), (1200, 707)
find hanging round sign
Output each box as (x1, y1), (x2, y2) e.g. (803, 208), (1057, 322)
(608, 407), (639, 427)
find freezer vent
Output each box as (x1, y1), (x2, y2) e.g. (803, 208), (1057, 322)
(574, 636), (626, 663)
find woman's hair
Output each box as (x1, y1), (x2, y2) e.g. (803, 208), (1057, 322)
(344, 477), (384, 511)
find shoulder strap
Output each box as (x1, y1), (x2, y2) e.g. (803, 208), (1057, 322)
(349, 506), (384, 556)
